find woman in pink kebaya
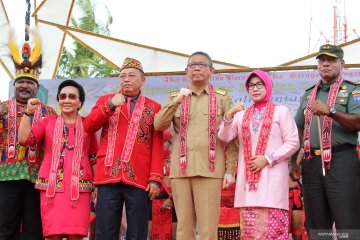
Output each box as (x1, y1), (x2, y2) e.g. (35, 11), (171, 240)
(218, 70), (300, 239)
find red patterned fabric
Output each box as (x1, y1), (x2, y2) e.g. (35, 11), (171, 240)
(218, 207), (240, 240)
(152, 199), (172, 240)
(163, 149), (171, 165)
(7, 98), (42, 164)
(163, 130), (172, 144)
(303, 77), (343, 168)
(83, 94), (164, 190)
(218, 184), (240, 240)
(219, 207), (240, 227)
(119, 57), (144, 73)
(179, 84), (217, 174)
(221, 184), (236, 208)
(240, 207), (289, 239)
(242, 101), (276, 191)
(289, 185), (308, 240)
(27, 103), (41, 166)
(46, 114), (84, 205)
(105, 95), (145, 175)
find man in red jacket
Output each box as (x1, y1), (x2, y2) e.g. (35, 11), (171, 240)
(84, 57), (164, 240)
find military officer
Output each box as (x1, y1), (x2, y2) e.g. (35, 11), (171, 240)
(291, 44), (360, 237)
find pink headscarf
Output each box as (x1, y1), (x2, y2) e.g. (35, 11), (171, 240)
(245, 70), (273, 110)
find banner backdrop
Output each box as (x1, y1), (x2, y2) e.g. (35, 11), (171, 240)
(8, 69), (360, 116)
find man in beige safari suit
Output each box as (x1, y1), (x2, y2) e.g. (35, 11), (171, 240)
(154, 51), (237, 240)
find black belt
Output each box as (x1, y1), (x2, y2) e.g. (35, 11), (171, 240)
(310, 144), (356, 156)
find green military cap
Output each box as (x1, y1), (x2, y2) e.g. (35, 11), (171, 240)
(316, 44), (344, 59)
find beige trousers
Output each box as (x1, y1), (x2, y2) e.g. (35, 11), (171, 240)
(172, 177), (222, 240)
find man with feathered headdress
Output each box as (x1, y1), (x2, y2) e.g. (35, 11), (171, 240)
(0, 27), (56, 239)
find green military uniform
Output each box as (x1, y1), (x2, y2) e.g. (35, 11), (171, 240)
(294, 79), (360, 233)
(154, 85), (237, 240)
(295, 80), (360, 148)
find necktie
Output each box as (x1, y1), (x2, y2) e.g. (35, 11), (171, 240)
(127, 97), (132, 117)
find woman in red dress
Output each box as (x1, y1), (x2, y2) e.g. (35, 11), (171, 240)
(18, 80), (98, 239)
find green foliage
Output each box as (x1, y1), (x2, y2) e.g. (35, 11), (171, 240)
(57, 0), (118, 79)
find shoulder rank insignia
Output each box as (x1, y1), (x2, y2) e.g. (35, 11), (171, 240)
(215, 87), (227, 96)
(344, 80), (360, 85)
(305, 84), (316, 91)
(340, 85), (347, 91)
(170, 91), (179, 99)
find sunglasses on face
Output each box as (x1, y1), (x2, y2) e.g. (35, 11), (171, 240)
(58, 93), (79, 100)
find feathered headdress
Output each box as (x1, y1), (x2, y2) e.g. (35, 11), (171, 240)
(8, 0), (42, 83)
(8, 28), (43, 82)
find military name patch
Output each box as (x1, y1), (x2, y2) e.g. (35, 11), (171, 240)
(337, 92), (348, 98)
(352, 90), (360, 103)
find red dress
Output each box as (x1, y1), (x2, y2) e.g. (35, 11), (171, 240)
(27, 116), (98, 237)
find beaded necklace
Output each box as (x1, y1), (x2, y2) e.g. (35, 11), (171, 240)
(62, 124), (75, 150)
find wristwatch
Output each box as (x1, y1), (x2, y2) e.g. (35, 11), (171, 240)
(328, 107), (337, 117)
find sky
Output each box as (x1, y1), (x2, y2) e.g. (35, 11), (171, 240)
(1, 0), (360, 101)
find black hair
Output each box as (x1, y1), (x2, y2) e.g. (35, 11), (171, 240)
(187, 51), (213, 67)
(56, 79), (85, 107)
(246, 73), (258, 87)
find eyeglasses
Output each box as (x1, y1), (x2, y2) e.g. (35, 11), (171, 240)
(119, 73), (141, 80)
(58, 93), (79, 100)
(187, 62), (211, 69)
(247, 82), (265, 90)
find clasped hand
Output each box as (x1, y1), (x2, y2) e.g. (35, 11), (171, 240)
(174, 88), (191, 104)
(111, 93), (126, 107)
(310, 100), (330, 116)
(249, 155), (268, 173)
(225, 102), (245, 120)
(26, 98), (41, 113)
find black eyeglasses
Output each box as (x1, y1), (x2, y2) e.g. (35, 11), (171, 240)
(58, 93), (79, 100)
(248, 82), (265, 90)
(187, 62), (211, 69)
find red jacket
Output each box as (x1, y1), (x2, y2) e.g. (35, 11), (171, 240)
(83, 94), (164, 190)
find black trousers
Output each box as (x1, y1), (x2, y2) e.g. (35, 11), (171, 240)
(0, 180), (43, 240)
(301, 147), (360, 235)
(95, 182), (149, 240)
